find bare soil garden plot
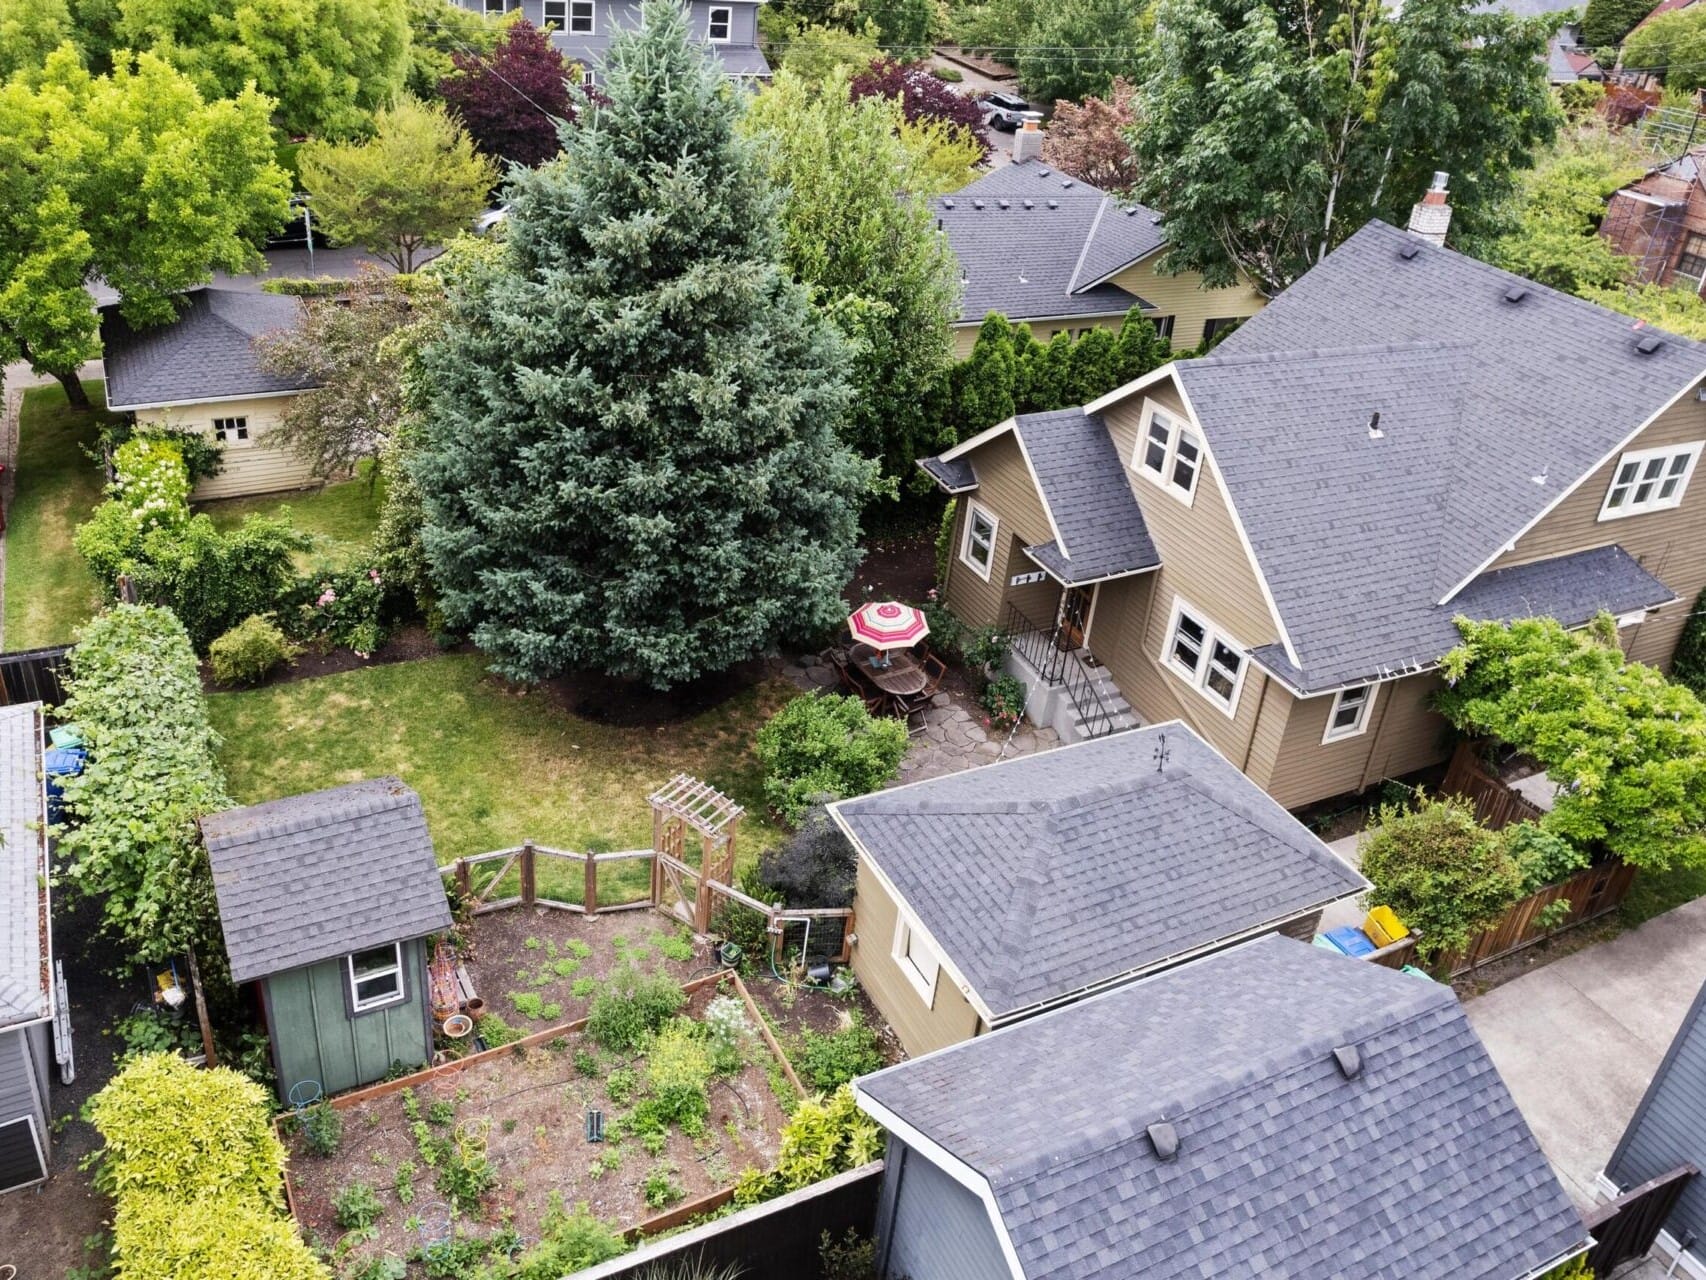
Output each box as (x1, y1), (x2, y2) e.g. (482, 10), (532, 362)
(283, 977), (793, 1277)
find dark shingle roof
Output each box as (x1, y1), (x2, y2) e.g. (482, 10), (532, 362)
(0, 704), (48, 1028)
(918, 454), (977, 493)
(937, 161), (1161, 325)
(710, 43), (771, 76)
(857, 934), (1589, 1280)
(100, 288), (313, 410)
(832, 725), (1366, 1020)
(203, 778), (452, 984)
(1012, 409), (1158, 584)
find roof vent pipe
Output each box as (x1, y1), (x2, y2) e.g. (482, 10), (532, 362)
(1367, 411), (1383, 440)
(1147, 1122), (1179, 1161)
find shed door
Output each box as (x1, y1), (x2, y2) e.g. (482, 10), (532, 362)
(0, 1116), (46, 1191)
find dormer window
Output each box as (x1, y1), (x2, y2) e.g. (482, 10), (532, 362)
(1599, 441), (1702, 520)
(1135, 402), (1201, 503)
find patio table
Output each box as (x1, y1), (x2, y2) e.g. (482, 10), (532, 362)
(866, 653), (929, 698)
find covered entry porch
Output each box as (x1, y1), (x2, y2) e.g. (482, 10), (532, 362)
(1000, 575), (1141, 743)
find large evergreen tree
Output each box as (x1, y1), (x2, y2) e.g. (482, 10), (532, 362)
(415, 0), (872, 689)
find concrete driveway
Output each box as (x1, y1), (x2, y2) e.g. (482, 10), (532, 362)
(1466, 895), (1706, 1206)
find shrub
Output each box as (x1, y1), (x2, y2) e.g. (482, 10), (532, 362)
(503, 1203), (627, 1279)
(962, 625), (1011, 671)
(299, 1100), (343, 1156)
(1358, 798), (1525, 962)
(821, 1228), (879, 1280)
(333, 1180), (383, 1230)
(1675, 603), (1706, 700)
(755, 693), (908, 824)
(711, 861), (778, 967)
(642, 1163), (684, 1209)
(433, 1124), (496, 1215)
(475, 1011), (523, 1047)
(587, 966), (687, 1053)
(757, 806), (858, 908)
(734, 1085), (883, 1205)
(1504, 822), (1591, 895)
(209, 614), (300, 685)
(796, 1014), (884, 1092)
(293, 563), (390, 655)
(981, 674), (1026, 730)
(703, 995), (755, 1073)
(111, 1191), (329, 1280)
(644, 1021), (715, 1132)
(933, 502), (956, 585)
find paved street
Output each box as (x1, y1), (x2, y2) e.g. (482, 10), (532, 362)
(1466, 895), (1706, 1207)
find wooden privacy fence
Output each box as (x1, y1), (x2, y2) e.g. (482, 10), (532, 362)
(1582, 1165), (1699, 1275)
(1440, 740), (1546, 831)
(0, 645), (70, 709)
(1442, 857), (1638, 976)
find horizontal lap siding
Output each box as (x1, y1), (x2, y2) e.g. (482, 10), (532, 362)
(1607, 999), (1706, 1250)
(0, 1028), (45, 1189)
(137, 397), (320, 501)
(943, 434), (1056, 631)
(850, 861), (982, 1058)
(1257, 673), (1451, 809)
(1490, 393), (1706, 672)
(883, 1141), (1010, 1280)
(1108, 258), (1267, 351)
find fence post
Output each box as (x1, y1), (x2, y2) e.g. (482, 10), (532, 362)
(584, 851), (598, 917)
(454, 858), (471, 904)
(650, 810), (664, 907)
(520, 840), (536, 907)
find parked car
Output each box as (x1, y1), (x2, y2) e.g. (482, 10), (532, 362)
(474, 206), (509, 237)
(981, 91), (1031, 131)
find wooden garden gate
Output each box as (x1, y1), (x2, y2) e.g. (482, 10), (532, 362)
(648, 774), (742, 933)
(1582, 1165), (1698, 1274)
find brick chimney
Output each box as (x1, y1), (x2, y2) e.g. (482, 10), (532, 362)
(1407, 171), (1452, 247)
(1013, 114), (1044, 164)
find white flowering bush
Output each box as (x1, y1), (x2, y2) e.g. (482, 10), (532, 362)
(704, 993), (756, 1071)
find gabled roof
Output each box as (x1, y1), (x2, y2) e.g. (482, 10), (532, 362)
(100, 288), (313, 410)
(0, 704), (49, 1029)
(203, 777), (452, 985)
(936, 160), (1162, 325)
(831, 724), (1366, 1022)
(856, 934), (1589, 1280)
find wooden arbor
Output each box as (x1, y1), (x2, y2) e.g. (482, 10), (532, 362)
(649, 774), (743, 933)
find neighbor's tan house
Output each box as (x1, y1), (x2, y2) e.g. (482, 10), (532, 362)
(99, 288), (318, 501)
(923, 182), (1706, 812)
(936, 148), (1267, 360)
(828, 724), (1366, 1057)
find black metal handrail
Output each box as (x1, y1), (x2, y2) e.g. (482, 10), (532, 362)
(1063, 652), (1115, 738)
(1003, 602), (1068, 686)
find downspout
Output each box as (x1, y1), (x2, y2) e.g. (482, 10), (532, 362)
(1240, 672), (1273, 775)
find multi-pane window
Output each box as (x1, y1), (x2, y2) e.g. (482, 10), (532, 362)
(1677, 233), (1706, 283)
(348, 943), (404, 1012)
(707, 5), (732, 40)
(1323, 684), (1376, 743)
(542, 0), (565, 25)
(1202, 316), (1241, 345)
(1135, 404), (1202, 501)
(569, 0), (594, 33)
(1149, 315), (1175, 340)
(892, 917), (940, 1005)
(961, 502), (998, 580)
(483, 0), (505, 15)
(1165, 598), (1246, 715)
(213, 416), (248, 443)
(1600, 442), (1703, 519)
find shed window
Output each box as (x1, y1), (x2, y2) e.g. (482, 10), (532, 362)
(348, 943), (405, 1012)
(1134, 402), (1201, 502)
(961, 501), (997, 580)
(569, 0), (594, 33)
(1322, 683), (1376, 743)
(707, 5), (732, 40)
(213, 416), (249, 444)
(892, 916), (940, 1006)
(1164, 597), (1247, 716)
(1599, 442), (1702, 519)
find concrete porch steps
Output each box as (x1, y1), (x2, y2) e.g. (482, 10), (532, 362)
(1068, 650), (1141, 739)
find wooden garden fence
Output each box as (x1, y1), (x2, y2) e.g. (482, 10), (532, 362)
(0, 645), (70, 709)
(1440, 740), (1546, 831)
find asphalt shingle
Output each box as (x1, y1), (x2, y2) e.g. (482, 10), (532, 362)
(832, 725), (1366, 1021)
(203, 777), (453, 985)
(857, 934), (1589, 1280)
(0, 704), (48, 1028)
(1011, 408), (1159, 584)
(100, 288), (314, 410)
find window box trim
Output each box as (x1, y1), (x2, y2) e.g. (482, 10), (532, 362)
(347, 941), (407, 1016)
(891, 914), (940, 1007)
(1597, 441), (1704, 521)
(1320, 682), (1379, 745)
(1132, 399), (1200, 506)
(1161, 595), (1248, 719)
(960, 500), (998, 581)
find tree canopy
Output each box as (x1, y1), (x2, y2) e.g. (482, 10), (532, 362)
(415, 0), (873, 688)
(1581, 0), (1659, 48)
(1042, 75), (1142, 192)
(0, 0), (73, 80)
(442, 19), (585, 170)
(300, 97), (496, 271)
(1017, 0), (1150, 109)
(0, 47), (289, 405)
(1134, 0), (1558, 292)
(849, 58), (991, 160)
(1623, 5), (1706, 89)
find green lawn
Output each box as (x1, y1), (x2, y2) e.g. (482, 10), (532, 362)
(207, 654), (788, 899)
(199, 470), (386, 571)
(4, 382), (115, 650)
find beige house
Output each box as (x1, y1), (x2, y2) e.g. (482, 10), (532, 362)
(923, 190), (1705, 812)
(100, 289), (319, 501)
(828, 724), (1366, 1057)
(936, 154), (1267, 360)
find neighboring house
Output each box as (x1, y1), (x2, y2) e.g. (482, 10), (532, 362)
(1602, 972), (1706, 1277)
(829, 723), (1367, 1057)
(452, 0), (769, 82)
(0, 704), (55, 1194)
(100, 289), (318, 502)
(853, 934), (1591, 1280)
(935, 154), (1267, 360)
(1547, 22), (1604, 84)
(924, 178), (1704, 810)
(1602, 148), (1706, 290)
(202, 778), (453, 1102)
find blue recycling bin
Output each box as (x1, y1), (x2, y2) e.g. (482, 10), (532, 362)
(43, 747), (86, 824)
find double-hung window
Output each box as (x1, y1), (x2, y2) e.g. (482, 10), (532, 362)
(569, 0), (594, 34)
(1135, 402), (1202, 502)
(542, 0), (565, 25)
(1599, 441), (1703, 519)
(1677, 234), (1706, 285)
(707, 5), (731, 40)
(482, 0), (505, 16)
(348, 943), (405, 1013)
(1164, 597), (1247, 716)
(213, 416), (249, 444)
(892, 916), (940, 1005)
(961, 502), (997, 580)
(1322, 684), (1376, 743)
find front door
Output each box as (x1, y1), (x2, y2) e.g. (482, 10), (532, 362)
(1057, 587), (1094, 651)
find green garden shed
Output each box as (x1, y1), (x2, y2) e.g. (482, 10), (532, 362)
(203, 777), (453, 1102)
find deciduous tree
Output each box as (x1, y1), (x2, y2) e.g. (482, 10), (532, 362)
(0, 0), (74, 79)
(1581, 0), (1659, 48)
(406, 0), (502, 98)
(1622, 4), (1706, 89)
(1043, 76), (1141, 192)
(300, 98), (497, 271)
(850, 57), (991, 159)
(414, 0), (873, 688)
(1017, 0), (1149, 109)
(442, 19), (585, 170)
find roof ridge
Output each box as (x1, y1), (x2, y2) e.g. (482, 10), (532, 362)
(1065, 196), (1111, 295)
(1181, 338), (1473, 370)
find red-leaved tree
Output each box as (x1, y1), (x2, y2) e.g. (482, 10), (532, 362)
(441, 20), (587, 171)
(850, 58), (991, 160)
(1041, 76), (1141, 193)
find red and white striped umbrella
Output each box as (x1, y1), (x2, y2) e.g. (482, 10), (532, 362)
(848, 601), (930, 651)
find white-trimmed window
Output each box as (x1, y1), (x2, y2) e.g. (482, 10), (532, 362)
(569, 0), (594, 33)
(348, 943), (405, 1012)
(892, 916), (940, 1005)
(1163, 597), (1247, 716)
(1134, 402), (1202, 502)
(1599, 442), (1703, 519)
(960, 501), (998, 580)
(483, 0), (506, 16)
(542, 0), (565, 25)
(213, 416), (249, 444)
(707, 5), (732, 40)
(1321, 683), (1377, 744)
